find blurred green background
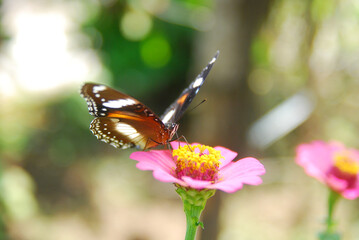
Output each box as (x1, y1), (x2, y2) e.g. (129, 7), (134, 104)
(1, 0), (359, 239)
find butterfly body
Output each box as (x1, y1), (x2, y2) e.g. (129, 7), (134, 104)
(81, 51), (218, 149)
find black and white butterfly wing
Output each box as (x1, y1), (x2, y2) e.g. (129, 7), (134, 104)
(81, 83), (154, 118)
(160, 51), (219, 125)
(81, 83), (171, 149)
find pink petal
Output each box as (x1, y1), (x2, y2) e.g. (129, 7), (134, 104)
(214, 146), (238, 168)
(170, 141), (187, 150)
(130, 150), (175, 171)
(181, 176), (212, 189)
(208, 174), (264, 193)
(335, 175), (359, 200)
(209, 157), (265, 193)
(341, 187), (359, 200)
(296, 141), (337, 182)
(152, 169), (184, 184)
(219, 158), (266, 179)
(326, 174), (351, 191)
(207, 181), (243, 193)
(130, 150), (184, 184)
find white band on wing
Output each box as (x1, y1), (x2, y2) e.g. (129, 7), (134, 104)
(103, 99), (136, 108)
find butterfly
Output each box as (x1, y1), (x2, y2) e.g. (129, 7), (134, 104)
(81, 51), (219, 149)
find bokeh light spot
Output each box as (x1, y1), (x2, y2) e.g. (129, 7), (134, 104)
(140, 0), (170, 15)
(2, 166), (38, 220)
(120, 9), (152, 41)
(140, 35), (171, 68)
(247, 69), (273, 95)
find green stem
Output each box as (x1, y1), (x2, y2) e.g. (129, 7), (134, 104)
(326, 189), (339, 233)
(176, 187), (215, 240)
(318, 189), (341, 240)
(184, 204), (204, 240)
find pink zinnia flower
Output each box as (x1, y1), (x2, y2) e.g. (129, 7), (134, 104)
(130, 142), (265, 193)
(296, 140), (359, 199)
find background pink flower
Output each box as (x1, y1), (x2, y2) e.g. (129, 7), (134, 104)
(130, 142), (265, 193)
(296, 140), (359, 199)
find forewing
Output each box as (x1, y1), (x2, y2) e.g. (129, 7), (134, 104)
(80, 83), (158, 119)
(161, 51), (219, 125)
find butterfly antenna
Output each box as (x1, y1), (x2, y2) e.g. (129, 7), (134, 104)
(187, 98), (207, 114)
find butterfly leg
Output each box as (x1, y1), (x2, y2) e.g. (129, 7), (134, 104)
(171, 133), (193, 152)
(166, 142), (174, 156)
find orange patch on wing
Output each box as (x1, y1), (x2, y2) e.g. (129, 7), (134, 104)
(177, 93), (189, 104)
(107, 113), (146, 121)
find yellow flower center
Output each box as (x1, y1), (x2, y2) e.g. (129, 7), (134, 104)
(333, 151), (359, 175)
(172, 144), (223, 181)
